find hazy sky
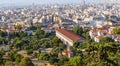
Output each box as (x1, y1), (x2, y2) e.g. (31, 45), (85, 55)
(0, 0), (117, 6)
(0, 0), (102, 5)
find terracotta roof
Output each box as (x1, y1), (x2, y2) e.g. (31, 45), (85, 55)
(97, 27), (107, 31)
(56, 29), (85, 42)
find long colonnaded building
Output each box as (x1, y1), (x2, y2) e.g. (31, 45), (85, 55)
(56, 29), (85, 47)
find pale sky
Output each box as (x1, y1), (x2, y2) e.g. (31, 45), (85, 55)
(0, 0), (102, 5)
(0, 0), (117, 6)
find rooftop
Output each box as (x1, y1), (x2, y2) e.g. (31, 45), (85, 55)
(56, 29), (85, 42)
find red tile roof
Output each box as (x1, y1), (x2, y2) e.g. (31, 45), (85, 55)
(57, 29), (85, 42)
(97, 27), (107, 31)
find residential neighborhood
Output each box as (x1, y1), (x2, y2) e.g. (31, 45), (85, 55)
(0, 0), (119, 66)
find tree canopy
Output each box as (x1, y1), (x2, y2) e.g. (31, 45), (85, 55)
(19, 57), (34, 66)
(112, 27), (120, 34)
(69, 56), (83, 66)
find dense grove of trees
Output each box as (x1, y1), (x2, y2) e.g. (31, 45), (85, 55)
(0, 26), (66, 66)
(52, 41), (119, 66)
(0, 25), (119, 66)
(0, 50), (34, 66)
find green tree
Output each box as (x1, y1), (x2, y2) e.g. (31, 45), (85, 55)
(58, 57), (69, 65)
(35, 27), (44, 38)
(100, 37), (114, 43)
(0, 36), (4, 44)
(19, 57), (34, 66)
(69, 56), (83, 66)
(15, 53), (23, 64)
(4, 61), (14, 66)
(48, 57), (58, 65)
(0, 50), (5, 65)
(19, 31), (27, 38)
(72, 26), (83, 36)
(10, 51), (23, 63)
(38, 53), (50, 61)
(84, 42), (119, 66)
(0, 30), (7, 37)
(26, 49), (33, 55)
(51, 36), (66, 48)
(14, 38), (23, 49)
(73, 42), (81, 50)
(112, 27), (120, 34)
(0, 50), (5, 58)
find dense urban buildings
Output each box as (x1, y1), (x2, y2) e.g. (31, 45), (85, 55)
(0, 1), (119, 66)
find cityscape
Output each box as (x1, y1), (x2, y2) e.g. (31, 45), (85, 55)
(0, 0), (120, 66)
